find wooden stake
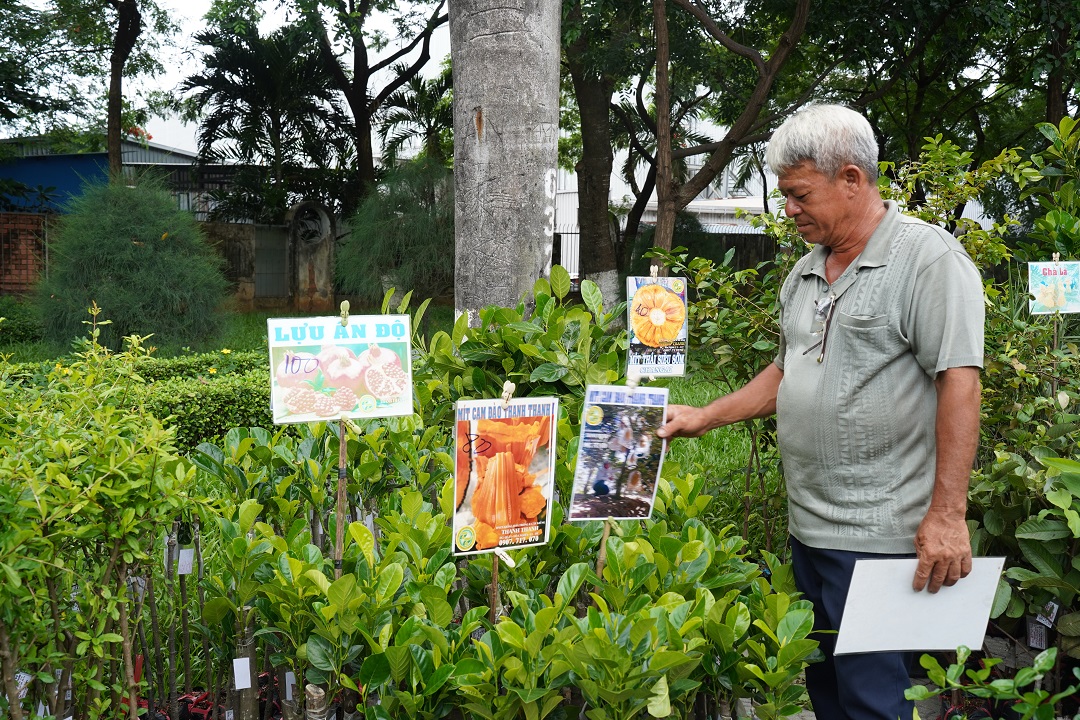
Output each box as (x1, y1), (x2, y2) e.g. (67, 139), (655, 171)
(489, 553), (500, 624)
(1052, 312), (1061, 400)
(146, 575), (164, 710)
(335, 419), (348, 579)
(166, 524), (179, 720)
(334, 301), (353, 581)
(118, 562), (138, 720)
(195, 517), (211, 690)
(595, 519), (613, 579)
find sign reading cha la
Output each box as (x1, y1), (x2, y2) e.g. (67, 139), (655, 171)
(267, 315), (413, 424)
(1029, 261), (1080, 315)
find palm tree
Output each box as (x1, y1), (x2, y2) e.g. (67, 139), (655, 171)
(729, 142), (770, 215)
(181, 21), (351, 221)
(377, 65), (453, 166)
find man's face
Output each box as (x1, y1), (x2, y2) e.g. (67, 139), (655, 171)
(777, 161), (853, 247)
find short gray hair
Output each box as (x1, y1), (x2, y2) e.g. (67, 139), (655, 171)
(765, 104), (879, 181)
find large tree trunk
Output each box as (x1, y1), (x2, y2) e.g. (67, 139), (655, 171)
(1045, 20), (1069, 125)
(650, 0), (676, 269)
(451, 0), (561, 324)
(106, 0), (142, 179)
(566, 24), (619, 303)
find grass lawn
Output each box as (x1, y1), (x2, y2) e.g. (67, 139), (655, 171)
(665, 372), (789, 556)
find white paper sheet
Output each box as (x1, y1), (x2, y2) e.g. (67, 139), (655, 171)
(834, 557), (1005, 655)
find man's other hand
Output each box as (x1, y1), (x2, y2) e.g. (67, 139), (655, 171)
(912, 508), (972, 593)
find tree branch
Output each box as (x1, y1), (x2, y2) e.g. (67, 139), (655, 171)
(669, 0), (765, 75)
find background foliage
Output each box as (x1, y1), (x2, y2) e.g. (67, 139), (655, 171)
(35, 177), (230, 351)
(336, 159), (455, 306)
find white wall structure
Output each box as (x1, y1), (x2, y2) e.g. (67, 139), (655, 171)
(552, 161), (771, 278)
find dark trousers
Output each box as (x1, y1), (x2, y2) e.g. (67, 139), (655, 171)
(790, 536), (916, 720)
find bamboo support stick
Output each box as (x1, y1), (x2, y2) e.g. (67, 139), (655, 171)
(119, 561), (139, 720)
(137, 599), (154, 719)
(195, 517), (211, 690)
(180, 571), (192, 694)
(146, 575), (164, 702)
(595, 519), (613, 579)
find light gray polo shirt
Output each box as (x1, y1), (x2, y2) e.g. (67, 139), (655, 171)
(774, 201), (984, 554)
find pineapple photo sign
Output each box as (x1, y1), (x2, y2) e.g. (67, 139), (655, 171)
(453, 398), (558, 556)
(626, 276), (688, 376)
(267, 315), (413, 424)
(568, 385), (668, 522)
(1029, 261), (1080, 314)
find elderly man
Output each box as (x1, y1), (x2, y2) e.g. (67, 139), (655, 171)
(657, 104), (983, 719)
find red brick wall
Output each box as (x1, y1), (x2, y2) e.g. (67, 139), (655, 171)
(0, 212), (47, 295)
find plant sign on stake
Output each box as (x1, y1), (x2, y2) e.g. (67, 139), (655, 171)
(568, 384), (668, 522)
(626, 272), (689, 377)
(267, 305), (415, 579)
(267, 311), (413, 424)
(451, 396), (558, 556)
(452, 384), (558, 623)
(1028, 258), (1080, 315)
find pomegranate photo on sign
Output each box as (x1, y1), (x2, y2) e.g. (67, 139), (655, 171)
(357, 343), (402, 370)
(365, 362), (408, 403)
(317, 345), (368, 394)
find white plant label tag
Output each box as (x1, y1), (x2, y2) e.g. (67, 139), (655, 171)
(233, 657), (252, 690)
(177, 548), (195, 575)
(285, 671), (296, 701)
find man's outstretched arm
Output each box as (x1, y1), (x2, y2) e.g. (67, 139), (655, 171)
(658, 362), (783, 439)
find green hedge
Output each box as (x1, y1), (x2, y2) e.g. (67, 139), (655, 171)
(4, 349), (265, 384)
(133, 349), (266, 381)
(138, 368), (272, 450)
(3, 350), (271, 450)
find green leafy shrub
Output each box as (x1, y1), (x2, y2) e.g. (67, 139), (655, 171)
(415, 266), (626, 425)
(0, 327), (196, 720)
(336, 158), (454, 305)
(0, 295), (42, 344)
(35, 177), (230, 350)
(907, 646), (1079, 720)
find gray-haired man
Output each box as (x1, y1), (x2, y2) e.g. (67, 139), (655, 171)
(658, 104), (983, 719)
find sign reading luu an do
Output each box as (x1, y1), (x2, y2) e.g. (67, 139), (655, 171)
(267, 315), (413, 424)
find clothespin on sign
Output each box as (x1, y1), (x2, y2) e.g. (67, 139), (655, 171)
(494, 547), (516, 568)
(627, 363), (651, 387)
(501, 380), (516, 409)
(649, 263), (659, 279)
(1054, 252), (1061, 265)
(340, 300), (351, 326)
